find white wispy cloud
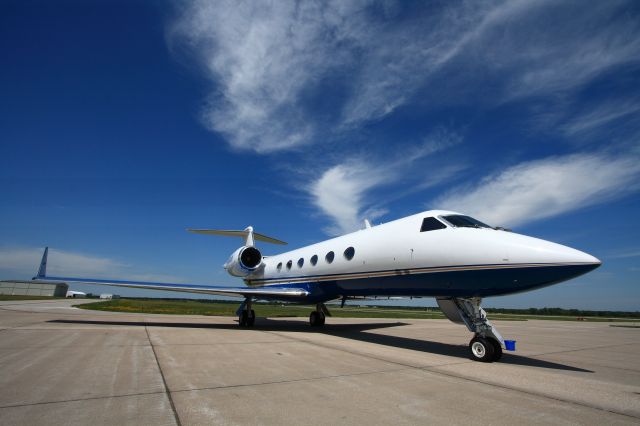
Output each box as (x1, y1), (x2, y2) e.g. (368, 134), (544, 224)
(433, 152), (640, 228)
(0, 248), (185, 283)
(170, 1), (639, 152)
(310, 129), (463, 235)
(504, 2), (640, 99)
(310, 161), (390, 236)
(169, 1), (640, 235)
(170, 0), (366, 152)
(605, 250), (640, 260)
(561, 100), (640, 138)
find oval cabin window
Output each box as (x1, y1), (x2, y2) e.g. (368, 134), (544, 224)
(344, 247), (355, 260)
(325, 251), (335, 264)
(297, 258), (304, 268)
(310, 255), (318, 266)
(286, 260), (292, 270)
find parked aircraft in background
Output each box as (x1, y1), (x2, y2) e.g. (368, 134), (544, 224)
(34, 210), (600, 362)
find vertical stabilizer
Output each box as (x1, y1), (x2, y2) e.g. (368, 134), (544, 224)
(35, 247), (48, 279)
(243, 226), (255, 247)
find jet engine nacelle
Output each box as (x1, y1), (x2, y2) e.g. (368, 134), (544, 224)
(224, 246), (264, 277)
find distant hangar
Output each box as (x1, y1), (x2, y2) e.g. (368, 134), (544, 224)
(0, 280), (68, 297)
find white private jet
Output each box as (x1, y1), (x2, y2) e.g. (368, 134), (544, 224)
(33, 210), (601, 362)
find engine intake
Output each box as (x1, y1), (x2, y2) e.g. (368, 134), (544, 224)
(240, 246), (262, 269)
(224, 246), (264, 277)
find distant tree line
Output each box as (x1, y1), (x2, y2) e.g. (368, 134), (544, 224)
(484, 307), (640, 318)
(117, 297), (640, 318)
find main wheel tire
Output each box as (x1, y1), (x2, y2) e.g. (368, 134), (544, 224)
(247, 309), (256, 327)
(469, 336), (495, 362)
(239, 311), (248, 327)
(489, 338), (503, 361)
(309, 311), (320, 327)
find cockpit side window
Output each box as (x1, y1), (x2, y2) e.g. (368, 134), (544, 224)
(443, 215), (491, 229)
(420, 217), (447, 232)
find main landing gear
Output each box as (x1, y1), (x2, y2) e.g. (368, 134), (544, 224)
(237, 300), (331, 328)
(309, 303), (331, 327)
(437, 297), (505, 362)
(237, 297), (255, 327)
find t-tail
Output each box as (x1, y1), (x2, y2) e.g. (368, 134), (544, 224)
(187, 227), (287, 277)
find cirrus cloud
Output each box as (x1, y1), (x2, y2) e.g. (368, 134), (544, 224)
(433, 152), (640, 228)
(169, 1), (640, 153)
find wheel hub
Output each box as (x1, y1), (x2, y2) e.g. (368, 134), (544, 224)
(471, 341), (486, 358)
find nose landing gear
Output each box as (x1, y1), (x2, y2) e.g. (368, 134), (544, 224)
(469, 335), (502, 362)
(437, 297), (507, 362)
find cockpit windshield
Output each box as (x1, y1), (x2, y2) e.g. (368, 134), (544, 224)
(442, 215), (492, 229)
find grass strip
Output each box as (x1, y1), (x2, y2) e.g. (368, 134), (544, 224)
(76, 298), (639, 322)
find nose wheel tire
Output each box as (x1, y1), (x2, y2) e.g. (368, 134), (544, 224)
(490, 338), (503, 361)
(309, 311), (325, 327)
(469, 336), (496, 362)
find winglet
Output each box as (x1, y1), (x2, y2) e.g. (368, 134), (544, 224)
(34, 247), (48, 279)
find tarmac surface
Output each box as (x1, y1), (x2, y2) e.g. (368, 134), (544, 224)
(0, 299), (638, 425)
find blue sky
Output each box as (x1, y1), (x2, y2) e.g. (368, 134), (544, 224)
(1, 0), (639, 310)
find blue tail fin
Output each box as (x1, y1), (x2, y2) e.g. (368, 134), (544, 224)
(34, 247), (48, 279)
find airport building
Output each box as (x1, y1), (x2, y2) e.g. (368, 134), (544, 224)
(0, 280), (68, 297)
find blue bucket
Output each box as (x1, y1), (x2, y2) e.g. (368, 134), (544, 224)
(504, 340), (516, 351)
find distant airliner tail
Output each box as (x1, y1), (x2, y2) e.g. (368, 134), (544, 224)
(34, 247), (48, 279)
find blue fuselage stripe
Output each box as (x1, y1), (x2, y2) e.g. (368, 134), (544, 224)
(250, 263), (600, 302)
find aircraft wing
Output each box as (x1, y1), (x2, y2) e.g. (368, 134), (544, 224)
(31, 248), (308, 299)
(34, 275), (309, 299)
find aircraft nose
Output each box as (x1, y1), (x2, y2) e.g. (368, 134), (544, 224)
(572, 250), (601, 265)
(544, 242), (601, 266)
(551, 245), (602, 282)
(548, 241), (601, 265)
(506, 233), (601, 267)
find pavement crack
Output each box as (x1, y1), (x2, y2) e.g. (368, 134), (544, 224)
(419, 365), (640, 421)
(145, 325), (182, 426)
(171, 367), (411, 394)
(0, 390), (165, 409)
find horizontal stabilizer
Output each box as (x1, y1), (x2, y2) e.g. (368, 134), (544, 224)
(187, 228), (287, 245)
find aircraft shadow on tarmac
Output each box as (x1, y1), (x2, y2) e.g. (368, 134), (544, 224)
(49, 318), (592, 373)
